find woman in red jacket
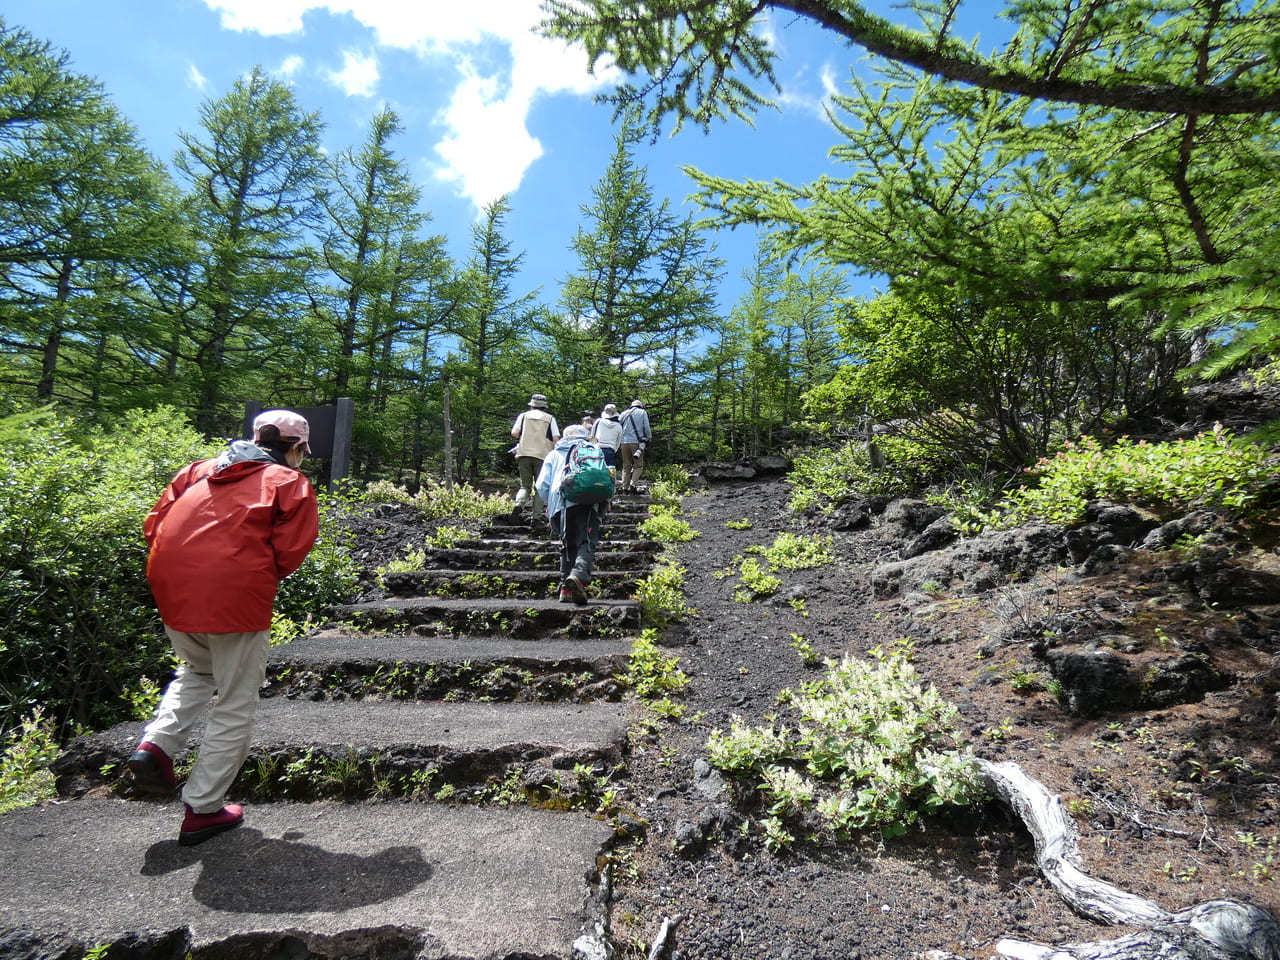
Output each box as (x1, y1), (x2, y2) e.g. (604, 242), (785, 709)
(128, 409), (319, 846)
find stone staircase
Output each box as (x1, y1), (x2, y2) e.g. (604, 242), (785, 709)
(4, 494), (656, 960)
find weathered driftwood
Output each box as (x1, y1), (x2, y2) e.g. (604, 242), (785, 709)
(976, 759), (1280, 960)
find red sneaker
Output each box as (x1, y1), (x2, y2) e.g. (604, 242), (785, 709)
(179, 804), (244, 846)
(565, 574), (589, 606)
(127, 741), (176, 796)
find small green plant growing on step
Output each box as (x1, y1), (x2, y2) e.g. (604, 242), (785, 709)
(359, 477), (510, 519)
(384, 547), (428, 573)
(636, 560), (696, 627)
(427, 524), (473, 548)
(270, 610), (311, 646)
(725, 518), (753, 530)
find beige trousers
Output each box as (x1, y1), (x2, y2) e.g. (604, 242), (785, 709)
(143, 626), (271, 814)
(619, 443), (645, 489)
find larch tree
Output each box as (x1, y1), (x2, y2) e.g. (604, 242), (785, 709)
(167, 66), (326, 437)
(542, 0), (1280, 383)
(314, 108), (461, 476)
(449, 196), (540, 480)
(559, 116), (722, 446)
(0, 21), (180, 416)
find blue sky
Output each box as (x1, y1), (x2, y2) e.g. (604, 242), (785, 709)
(4, 0), (922, 314)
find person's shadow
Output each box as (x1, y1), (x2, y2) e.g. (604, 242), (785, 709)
(141, 829), (433, 913)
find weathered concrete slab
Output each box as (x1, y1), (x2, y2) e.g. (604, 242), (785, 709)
(262, 634), (630, 705)
(54, 701), (633, 799)
(329, 596), (641, 637)
(0, 798), (611, 959)
(380, 568), (639, 599)
(271, 633), (632, 668)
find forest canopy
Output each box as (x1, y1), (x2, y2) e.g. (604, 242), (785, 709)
(2, 2), (1278, 486)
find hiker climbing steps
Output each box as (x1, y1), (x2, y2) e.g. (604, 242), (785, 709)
(27, 491), (655, 959)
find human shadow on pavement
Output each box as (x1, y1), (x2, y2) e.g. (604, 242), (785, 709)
(141, 828), (433, 913)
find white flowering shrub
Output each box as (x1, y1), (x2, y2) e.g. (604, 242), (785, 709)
(706, 641), (984, 849)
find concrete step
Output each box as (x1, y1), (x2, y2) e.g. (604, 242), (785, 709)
(54, 700), (632, 803)
(0, 797), (611, 960)
(449, 536), (660, 552)
(328, 596), (641, 637)
(410, 547), (658, 572)
(263, 633), (632, 702)
(380, 568), (638, 600)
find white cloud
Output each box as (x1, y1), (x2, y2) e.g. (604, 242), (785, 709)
(187, 62), (209, 92)
(277, 55), (306, 80)
(778, 61), (840, 122)
(433, 62), (544, 206)
(328, 49), (380, 98)
(199, 0), (616, 213)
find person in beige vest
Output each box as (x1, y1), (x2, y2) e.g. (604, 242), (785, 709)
(511, 393), (560, 511)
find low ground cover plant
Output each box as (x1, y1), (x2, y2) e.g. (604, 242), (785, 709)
(719, 532), (835, 602)
(786, 439), (925, 512)
(706, 641), (983, 849)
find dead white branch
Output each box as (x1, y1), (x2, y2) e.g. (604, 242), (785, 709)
(975, 759), (1280, 960)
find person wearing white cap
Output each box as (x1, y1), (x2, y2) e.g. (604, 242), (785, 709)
(510, 393), (560, 510)
(127, 408), (318, 845)
(589, 403), (623, 468)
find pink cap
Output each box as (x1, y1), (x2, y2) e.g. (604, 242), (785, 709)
(253, 409), (311, 453)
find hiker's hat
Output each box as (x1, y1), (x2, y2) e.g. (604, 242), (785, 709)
(253, 409), (311, 454)
(602, 403), (619, 418)
(563, 424), (589, 439)
(630, 399), (644, 408)
(529, 394), (548, 409)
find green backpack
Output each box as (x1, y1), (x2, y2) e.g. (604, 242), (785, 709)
(559, 441), (615, 505)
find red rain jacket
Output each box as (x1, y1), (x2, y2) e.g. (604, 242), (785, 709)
(144, 443), (319, 633)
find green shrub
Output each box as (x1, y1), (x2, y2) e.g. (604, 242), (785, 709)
(276, 490), (361, 623)
(0, 407), (360, 736)
(358, 477), (510, 520)
(0, 707), (59, 813)
(787, 439), (926, 512)
(706, 641), (983, 848)
(0, 407), (217, 736)
(646, 465), (692, 496)
(983, 425), (1272, 530)
(617, 629), (690, 701)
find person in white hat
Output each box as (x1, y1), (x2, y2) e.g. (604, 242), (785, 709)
(127, 408), (318, 845)
(589, 403), (623, 469)
(510, 393), (560, 510)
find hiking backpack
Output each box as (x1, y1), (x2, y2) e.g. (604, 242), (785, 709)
(558, 441), (615, 505)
